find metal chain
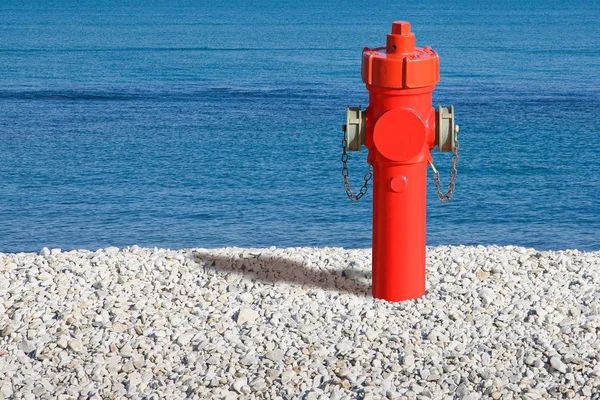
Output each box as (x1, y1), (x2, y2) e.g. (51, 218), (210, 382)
(430, 136), (460, 203)
(342, 135), (372, 202)
(342, 130), (458, 204)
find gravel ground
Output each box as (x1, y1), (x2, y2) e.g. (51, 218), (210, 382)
(0, 245), (599, 400)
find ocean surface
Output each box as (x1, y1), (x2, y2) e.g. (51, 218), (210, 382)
(0, 0), (598, 253)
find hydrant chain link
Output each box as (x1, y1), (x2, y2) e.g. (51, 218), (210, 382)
(431, 136), (460, 203)
(341, 135), (372, 202)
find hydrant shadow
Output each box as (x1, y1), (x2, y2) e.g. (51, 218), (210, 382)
(193, 252), (371, 298)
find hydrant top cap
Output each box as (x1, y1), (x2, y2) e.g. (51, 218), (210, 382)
(391, 21), (411, 35)
(387, 21), (415, 54)
(361, 21), (440, 89)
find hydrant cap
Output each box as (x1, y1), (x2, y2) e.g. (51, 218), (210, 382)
(362, 21), (440, 89)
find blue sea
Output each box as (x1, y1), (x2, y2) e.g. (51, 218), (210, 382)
(0, 0), (598, 253)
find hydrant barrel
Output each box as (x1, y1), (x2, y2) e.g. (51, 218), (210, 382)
(362, 21), (441, 301)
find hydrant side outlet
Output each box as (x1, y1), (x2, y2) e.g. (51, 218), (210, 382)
(345, 106), (366, 151)
(353, 21), (456, 302)
(436, 105), (458, 152)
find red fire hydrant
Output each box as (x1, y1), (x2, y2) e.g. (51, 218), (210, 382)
(342, 21), (459, 302)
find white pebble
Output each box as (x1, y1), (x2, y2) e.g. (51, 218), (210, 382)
(550, 356), (567, 373)
(336, 341), (352, 355)
(232, 377), (247, 394)
(237, 308), (259, 325)
(403, 354), (415, 367)
(239, 292), (253, 303)
(37, 272), (52, 281)
(265, 349), (285, 362)
(120, 343), (134, 357)
(176, 332), (194, 346)
(68, 339), (83, 353)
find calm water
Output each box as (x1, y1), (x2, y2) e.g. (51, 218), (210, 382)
(0, 0), (598, 252)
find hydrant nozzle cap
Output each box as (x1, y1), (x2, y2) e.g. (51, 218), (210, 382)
(387, 21), (415, 54)
(362, 20), (440, 89)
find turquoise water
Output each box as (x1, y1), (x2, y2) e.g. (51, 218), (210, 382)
(0, 0), (598, 252)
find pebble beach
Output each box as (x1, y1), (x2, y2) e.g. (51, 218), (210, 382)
(0, 245), (599, 399)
